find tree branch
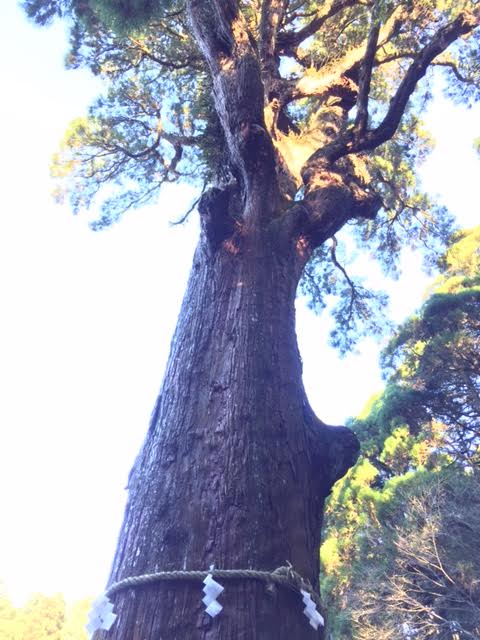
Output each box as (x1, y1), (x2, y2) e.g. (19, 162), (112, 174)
(277, 0), (364, 54)
(355, 10), (480, 153)
(280, 4), (407, 106)
(431, 58), (476, 84)
(353, 19), (380, 136)
(330, 235), (357, 322)
(259, 0), (286, 80)
(317, 9), (479, 162)
(127, 37), (202, 70)
(187, 0), (279, 216)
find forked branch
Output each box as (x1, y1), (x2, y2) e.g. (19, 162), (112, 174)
(361, 9), (480, 151)
(318, 9), (480, 161)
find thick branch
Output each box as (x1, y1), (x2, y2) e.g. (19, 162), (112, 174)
(353, 20), (380, 136)
(316, 9), (479, 162)
(300, 163), (382, 247)
(280, 4), (407, 106)
(360, 10), (480, 151)
(259, 0), (286, 81)
(187, 0), (279, 218)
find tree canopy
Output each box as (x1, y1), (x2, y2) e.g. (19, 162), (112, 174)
(321, 227), (480, 638)
(361, 225), (480, 464)
(23, 0), (480, 350)
(0, 591), (91, 640)
(17, 3), (480, 638)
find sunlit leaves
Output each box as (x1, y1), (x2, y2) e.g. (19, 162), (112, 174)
(377, 227), (480, 462)
(321, 229), (480, 635)
(0, 592), (92, 640)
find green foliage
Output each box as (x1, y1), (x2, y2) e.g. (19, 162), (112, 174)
(322, 229), (480, 637)
(22, 0), (177, 30)
(299, 104), (455, 350)
(23, 0), (480, 350)
(22, 594), (65, 640)
(88, 0), (175, 33)
(0, 592), (91, 640)
(300, 242), (391, 355)
(22, 1), (66, 25)
(322, 462), (480, 637)
(379, 227), (480, 462)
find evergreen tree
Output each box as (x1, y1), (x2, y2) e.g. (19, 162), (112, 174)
(322, 227), (480, 637)
(23, 2), (480, 637)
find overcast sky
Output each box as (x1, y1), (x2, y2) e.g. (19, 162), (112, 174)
(0, 2), (479, 605)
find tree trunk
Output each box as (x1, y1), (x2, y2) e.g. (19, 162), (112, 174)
(97, 200), (359, 640)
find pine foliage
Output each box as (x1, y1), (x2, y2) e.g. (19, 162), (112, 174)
(321, 228), (480, 638)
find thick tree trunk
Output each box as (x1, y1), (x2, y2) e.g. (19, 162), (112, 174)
(97, 202), (358, 640)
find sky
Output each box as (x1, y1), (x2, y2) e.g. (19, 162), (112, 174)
(0, 1), (479, 606)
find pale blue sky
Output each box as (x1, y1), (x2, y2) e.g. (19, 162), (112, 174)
(0, 1), (478, 605)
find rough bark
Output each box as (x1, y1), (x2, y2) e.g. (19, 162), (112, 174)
(29, 0), (479, 636)
(96, 186), (358, 639)
(91, 2), (398, 638)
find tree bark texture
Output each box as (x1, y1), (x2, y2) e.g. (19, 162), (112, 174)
(60, 0), (480, 635)
(97, 203), (358, 639)
(94, 3), (378, 638)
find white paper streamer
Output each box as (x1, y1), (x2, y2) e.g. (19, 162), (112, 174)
(300, 589), (324, 630)
(202, 574), (224, 617)
(86, 594), (118, 638)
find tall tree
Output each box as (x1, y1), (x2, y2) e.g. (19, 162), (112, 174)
(321, 227), (480, 638)
(380, 226), (480, 464)
(24, 1), (480, 637)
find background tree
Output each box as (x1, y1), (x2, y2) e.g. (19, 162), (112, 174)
(0, 592), (90, 640)
(321, 227), (480, 638)
(0, 591), (22, 640)
(23, 1), (480, 638)
(21, 594), (65, 640)
(62, 599), (92, 640)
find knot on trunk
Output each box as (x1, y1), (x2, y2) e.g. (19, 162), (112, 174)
(198, 184), (242, 252)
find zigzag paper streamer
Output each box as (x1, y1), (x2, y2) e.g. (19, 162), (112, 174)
(85, 594), (117, 638)
(300, 589), (324, 630)
(202, 573), (224, 617)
